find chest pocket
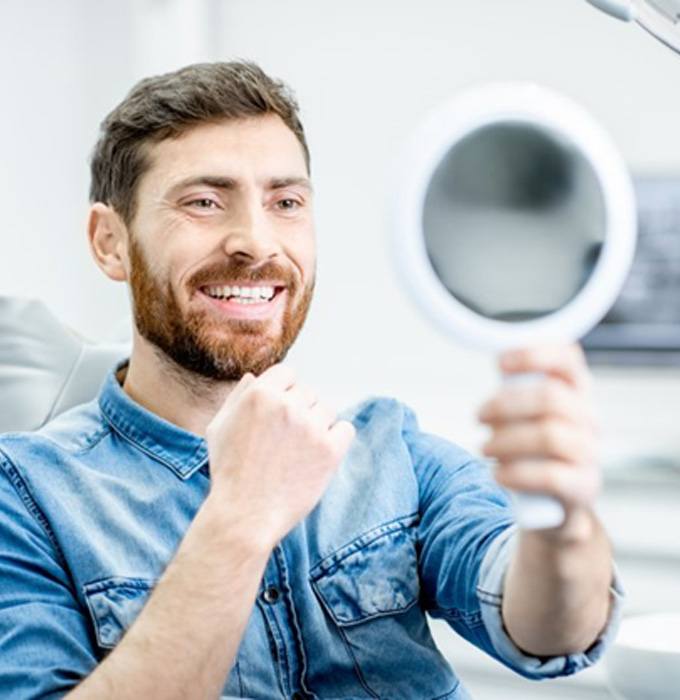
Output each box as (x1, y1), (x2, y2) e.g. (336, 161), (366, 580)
(83, 575), (244, 698)
(310, 517), (459, 699)
(311, 519), (420, 625)
(83, 576), (157, 650)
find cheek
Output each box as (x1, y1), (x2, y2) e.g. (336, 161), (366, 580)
(156, 230), (211, 297)
(288, 228), (316, 283)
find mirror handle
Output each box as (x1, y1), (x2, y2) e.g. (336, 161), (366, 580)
(502, 372), (566, 530)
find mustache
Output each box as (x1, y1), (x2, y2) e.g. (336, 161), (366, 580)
(189, 259), (298, 289)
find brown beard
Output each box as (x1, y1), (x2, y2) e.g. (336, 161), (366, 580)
(128, 235), (314, 381)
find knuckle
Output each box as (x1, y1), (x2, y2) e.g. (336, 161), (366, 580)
(280, 400), (299, 423)
(543, 467), (565, 494)
(516, 348), (533, 365)
(541, 420), (563, 452)
(248, 384), (270, 406)
(303, 416), (321, 437)
(315, 402), (336, 425)
(324, 406), (339, 424)
(487, 396), (504, 417)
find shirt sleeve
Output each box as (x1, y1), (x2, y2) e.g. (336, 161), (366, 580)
(0, 452), (98, 699)
(403, 408), (624, 680)
(477, 525), (625, 679)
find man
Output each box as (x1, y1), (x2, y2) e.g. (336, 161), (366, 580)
(0, 62), (621, 700)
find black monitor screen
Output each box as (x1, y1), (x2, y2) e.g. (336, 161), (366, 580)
(583, 176), (680, 365)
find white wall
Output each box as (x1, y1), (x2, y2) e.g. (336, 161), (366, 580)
(1, 0), (679, 459)
(216, 0), (680, 460)
(0, 0), (218, 343)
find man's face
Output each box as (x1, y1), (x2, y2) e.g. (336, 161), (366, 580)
(125, 114), (315, 380)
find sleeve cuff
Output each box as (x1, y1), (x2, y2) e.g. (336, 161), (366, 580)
(476, 525), (626, 679)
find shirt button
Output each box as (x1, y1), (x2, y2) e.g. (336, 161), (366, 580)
(262, 586), (280, 604)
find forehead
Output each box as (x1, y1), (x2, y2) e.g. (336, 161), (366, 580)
(142, 114), (309, 191)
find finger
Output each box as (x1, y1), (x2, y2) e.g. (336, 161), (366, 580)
(284, 383), (318, 411)
(328, 419), (356, 458)
(210, 373), (257, 426)
(478, 378), (597, 428)
(253, 363), (297, 393)
(482, 418), (597, 465)
(499, 344), (592, 393)
(494, 459), (601, 506)
(309, 401), (338, 430)
(227, 372), (257, 402)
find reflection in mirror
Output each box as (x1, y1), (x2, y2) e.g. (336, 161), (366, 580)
(422, 123), (607, 322)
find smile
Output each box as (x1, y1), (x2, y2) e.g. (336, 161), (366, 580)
(203, 284), (277, 304)
(198, 283), (287, 320)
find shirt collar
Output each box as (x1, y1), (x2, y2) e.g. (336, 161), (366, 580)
(98, 361), (208, 480)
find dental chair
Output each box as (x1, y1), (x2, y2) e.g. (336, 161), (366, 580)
(0, 297), (129, 433)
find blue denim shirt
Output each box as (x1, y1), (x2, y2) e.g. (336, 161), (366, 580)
(0, 365), (622, 699)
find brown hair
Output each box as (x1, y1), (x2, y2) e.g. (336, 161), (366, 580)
(89, 61), (310, 224)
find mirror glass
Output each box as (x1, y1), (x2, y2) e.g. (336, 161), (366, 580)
(422, 122), (607, 322)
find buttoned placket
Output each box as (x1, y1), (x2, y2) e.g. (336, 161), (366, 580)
(258, 543), (314, 700)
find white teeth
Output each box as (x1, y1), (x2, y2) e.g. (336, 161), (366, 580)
(205, 284), (276, 301)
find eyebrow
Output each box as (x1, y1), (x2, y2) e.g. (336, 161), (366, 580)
(168, 175), (313, 195)
(269, 176), (314, 192)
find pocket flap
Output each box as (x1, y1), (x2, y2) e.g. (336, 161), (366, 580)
(83, 576), (156, 649)
(311, 520), (419, 626)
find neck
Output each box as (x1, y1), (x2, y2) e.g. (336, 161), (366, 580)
(121, 332), (236, 437)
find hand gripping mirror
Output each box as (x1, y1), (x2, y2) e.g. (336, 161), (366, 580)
(393, 83), (637, 529)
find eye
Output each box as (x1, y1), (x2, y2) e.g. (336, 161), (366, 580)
(276, 198), (302, 212)
(187, 198), (219, 210)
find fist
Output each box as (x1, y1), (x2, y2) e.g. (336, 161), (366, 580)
(205, 365), (355, 546)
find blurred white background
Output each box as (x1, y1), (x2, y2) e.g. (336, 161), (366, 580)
(1, 1), (679, 697)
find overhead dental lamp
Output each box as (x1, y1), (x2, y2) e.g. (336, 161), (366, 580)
(586, 0), (680, 54)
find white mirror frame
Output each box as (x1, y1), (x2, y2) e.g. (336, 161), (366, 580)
(393, 83), (637, 352)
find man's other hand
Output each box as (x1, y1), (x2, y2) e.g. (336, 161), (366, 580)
(478, 344), (600, 531)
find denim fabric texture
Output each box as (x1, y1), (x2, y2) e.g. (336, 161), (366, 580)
(0, 364), (623, 699)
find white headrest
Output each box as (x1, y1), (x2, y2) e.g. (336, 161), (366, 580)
(0, 297), (129, 432)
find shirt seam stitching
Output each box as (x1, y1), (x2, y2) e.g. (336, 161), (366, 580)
(99, 395), (206, 478)
(309, 511), (419, 577)
(103, 418), (197, 479)
(73, 423), (112, 455)
(335, 624), (379, 698)
(0, 451), (69, 569)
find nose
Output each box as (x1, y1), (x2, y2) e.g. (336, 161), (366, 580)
(222, 200), (281, 263)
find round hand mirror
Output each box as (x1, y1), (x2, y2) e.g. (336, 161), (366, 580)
(393, 83), (637, 529)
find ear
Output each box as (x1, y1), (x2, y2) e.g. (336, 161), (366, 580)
(88, 203), (129, 282)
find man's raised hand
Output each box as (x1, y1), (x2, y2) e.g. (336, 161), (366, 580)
(205, 364), (356, 549)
